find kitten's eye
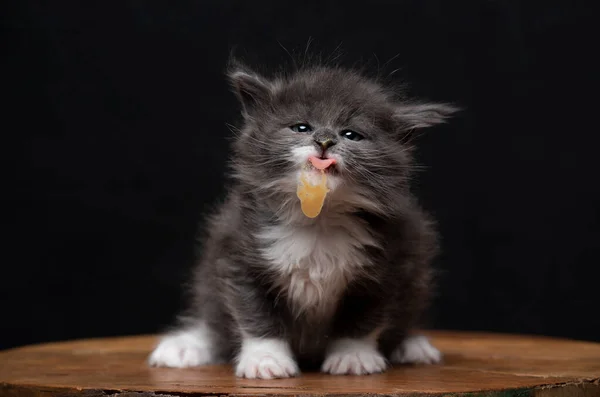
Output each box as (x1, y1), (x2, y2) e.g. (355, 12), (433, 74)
(341, 130), (364, 141)
(289, 123), (313, 133)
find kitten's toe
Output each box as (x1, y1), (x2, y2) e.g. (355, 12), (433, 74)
(390, 335), (442, 365)
(148, 329), (214, 368)
(322, 338), (387, 375)
(235, 338), (299, 379)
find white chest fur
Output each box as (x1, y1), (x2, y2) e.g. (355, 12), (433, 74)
(258, 215), (379, 318)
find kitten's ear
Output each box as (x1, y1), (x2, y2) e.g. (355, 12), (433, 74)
(227, 60), (273, 116)
(394, 103), (460, 129)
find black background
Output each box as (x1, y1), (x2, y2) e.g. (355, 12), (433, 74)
(4, 1), (599, 351)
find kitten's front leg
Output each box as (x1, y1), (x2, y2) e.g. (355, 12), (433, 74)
(322, 292), (387, 376)
(224, 262), (299, 379)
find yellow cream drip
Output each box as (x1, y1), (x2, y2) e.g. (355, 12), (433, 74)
(296, 169), (329, 218)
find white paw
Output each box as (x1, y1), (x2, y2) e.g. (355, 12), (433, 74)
(235, 338), (299, 379)
(322, 338), (387, 375)
(148, 328), (214, 368)
(390, 335), (442, 365)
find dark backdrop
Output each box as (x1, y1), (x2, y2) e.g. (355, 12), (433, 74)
(3, 1), (599, 351)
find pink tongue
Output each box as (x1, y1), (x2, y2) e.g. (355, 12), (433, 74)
(308, 156), (336, 170)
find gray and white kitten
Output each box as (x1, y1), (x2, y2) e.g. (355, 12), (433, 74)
(148, 59), (457, 379)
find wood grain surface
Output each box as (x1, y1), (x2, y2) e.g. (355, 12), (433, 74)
(1, 331), (599, 396)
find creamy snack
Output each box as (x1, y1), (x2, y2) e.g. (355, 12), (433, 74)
(296, 156), (336, 218)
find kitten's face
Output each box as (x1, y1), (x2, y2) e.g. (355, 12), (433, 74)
(229, 64), (456, 216)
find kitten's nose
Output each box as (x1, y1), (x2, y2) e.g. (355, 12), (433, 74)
(314, 138), (336, 151)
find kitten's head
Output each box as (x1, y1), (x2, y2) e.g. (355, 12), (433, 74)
(227, 60), (458, 218)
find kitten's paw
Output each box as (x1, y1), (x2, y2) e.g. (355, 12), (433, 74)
(148, 329), (214, 368)
(235, 338), (299, 379)
(390, 335), (442, 365)
(322, 338), (387, 375)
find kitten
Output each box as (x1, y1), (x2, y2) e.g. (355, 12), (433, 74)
(148, 58), (458, 379)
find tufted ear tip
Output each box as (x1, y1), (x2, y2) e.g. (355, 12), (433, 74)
(226, 58), (273, 116)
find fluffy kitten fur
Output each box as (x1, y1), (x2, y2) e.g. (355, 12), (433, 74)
(148, 58), (457, 379)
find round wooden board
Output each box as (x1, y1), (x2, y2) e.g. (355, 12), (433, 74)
(1, 331), (599, 397)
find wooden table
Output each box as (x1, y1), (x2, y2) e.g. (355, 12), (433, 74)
(1, 331), (599, 396)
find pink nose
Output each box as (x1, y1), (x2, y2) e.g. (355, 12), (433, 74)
(309, 156), (336, 170)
